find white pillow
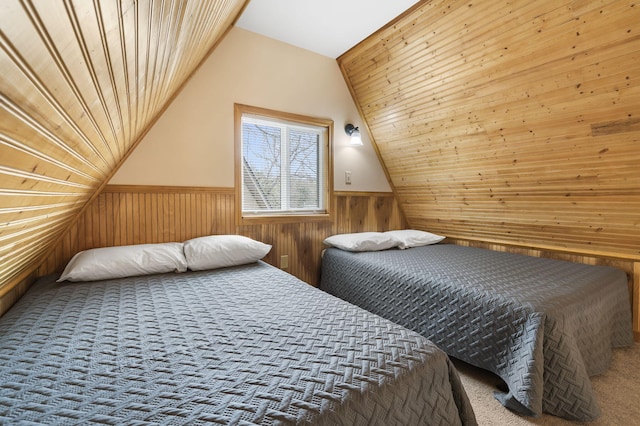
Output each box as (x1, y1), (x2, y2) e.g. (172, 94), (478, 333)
(184, 235), (272, 271)
(57, 242), (188, 282)
(385, 229), (445, 249)
(323, 232), (399, 252)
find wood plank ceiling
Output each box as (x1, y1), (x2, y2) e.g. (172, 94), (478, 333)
(339, 0), (640, 260)
(0, 0), (247, 294)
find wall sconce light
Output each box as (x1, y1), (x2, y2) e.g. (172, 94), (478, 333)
(345, 123), (363, 146)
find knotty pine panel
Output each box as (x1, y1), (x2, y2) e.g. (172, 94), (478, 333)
(0, 0), (247, 298)
(334, 191), (405, 234)
(36, 186), (405, 289)
(38, 186), (237, 278)
(339, 0), (640, 261)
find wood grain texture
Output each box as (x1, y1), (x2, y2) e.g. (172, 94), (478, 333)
(635, 262), (640, 341)
(339, 0), (640, 261)
(592, 118), (640, 136)
(36, 186), (405, 289)
(0, 0), (247, 296)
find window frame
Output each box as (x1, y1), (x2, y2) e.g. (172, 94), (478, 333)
(234, 103), (334, 225)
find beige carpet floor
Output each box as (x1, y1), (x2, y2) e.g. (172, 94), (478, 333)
(454, 343), (640, 425)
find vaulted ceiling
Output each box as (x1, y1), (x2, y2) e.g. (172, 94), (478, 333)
(0, 0), (248, 294)
(1, 0), (639, 301)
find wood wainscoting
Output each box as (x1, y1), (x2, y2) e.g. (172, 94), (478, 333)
(17, 184), (639, 340)
(36, 186), (405, 288)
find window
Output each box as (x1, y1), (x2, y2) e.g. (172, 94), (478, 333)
(235, 104), (333, 223)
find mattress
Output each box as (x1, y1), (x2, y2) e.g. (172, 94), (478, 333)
(320, 244), (633, 421)
(0, 261), (476, 425)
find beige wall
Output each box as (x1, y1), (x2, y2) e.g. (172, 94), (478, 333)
(111, 27), (390, 192)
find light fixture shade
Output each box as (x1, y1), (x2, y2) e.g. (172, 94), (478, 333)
(349, 131), (363, 145)
(345, 123), (363, 146)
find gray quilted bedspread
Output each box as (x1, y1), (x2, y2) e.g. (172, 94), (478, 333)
(320, 244), (634, 421)
(0, 261), (476, 425)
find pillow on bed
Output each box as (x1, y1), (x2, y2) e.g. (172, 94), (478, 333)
(184, 235), (272, 271)
(385, 229), (445, 249)
(57, 242), (188, 282)
(323, 232), (400, 252)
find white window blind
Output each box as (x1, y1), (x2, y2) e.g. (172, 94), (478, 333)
(241, 114), (326, 215)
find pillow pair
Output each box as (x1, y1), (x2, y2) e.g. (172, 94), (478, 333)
(58, 235), (271, 282)
(323, 229), (444, 252)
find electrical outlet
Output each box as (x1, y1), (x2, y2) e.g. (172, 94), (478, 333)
(280, 254), (289, 269)
(345, 171), (352, 184)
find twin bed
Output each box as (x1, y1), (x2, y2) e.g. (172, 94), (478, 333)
(320, 232), (633, 422)
(0, 236), (476, 425)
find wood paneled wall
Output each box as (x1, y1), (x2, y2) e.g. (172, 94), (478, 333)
(339, 0), (640, 261)
(37, 186), (405, 287)
(37, 185), (236, 276)
(0, 0), (247, 296)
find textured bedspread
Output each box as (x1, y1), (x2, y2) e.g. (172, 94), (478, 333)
(0, 261), (476, 425)
(320, 244), (633, 421)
